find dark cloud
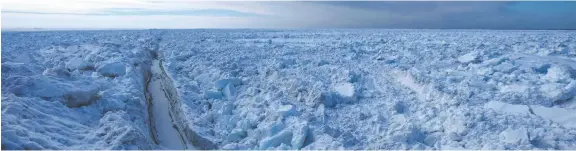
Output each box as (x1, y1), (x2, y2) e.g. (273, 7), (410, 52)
(312, 1), (576, 30)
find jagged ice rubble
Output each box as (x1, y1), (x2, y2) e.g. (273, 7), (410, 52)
(2, 29), (576, 150)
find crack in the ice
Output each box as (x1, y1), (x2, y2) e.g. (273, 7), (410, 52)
(143, 35), (190, 149)
(144, 70), (160, 145)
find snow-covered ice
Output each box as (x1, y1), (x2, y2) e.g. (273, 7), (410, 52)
(2, 29), (576, 150)
(530, 105), (576, 128)
(484, 101), (531, 115)
(334, 82), (355, 98)
(2, 31), (158, 149)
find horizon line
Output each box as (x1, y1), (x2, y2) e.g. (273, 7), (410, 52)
(3, 27), (576, 32)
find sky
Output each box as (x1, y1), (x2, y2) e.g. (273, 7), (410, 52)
(2, 1), (576, 30)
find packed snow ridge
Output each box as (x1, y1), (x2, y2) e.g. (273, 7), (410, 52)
(2, 29), (576, 150)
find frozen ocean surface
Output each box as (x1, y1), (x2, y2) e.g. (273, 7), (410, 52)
(1, 29), (576, 150)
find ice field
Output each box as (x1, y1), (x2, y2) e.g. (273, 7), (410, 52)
(2, 29), (576, 149)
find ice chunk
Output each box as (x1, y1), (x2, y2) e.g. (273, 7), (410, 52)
(62, 86), (100, 108)
(222, 143), (249, 150)
(555, 80), (576, 102)
(219, 102), (233, 115)
(458, 52), (480, 64)
(377, 55), (398, 64)
(227, 128), (246, 142)
(443, 116), (467, 135)
(97, 62), (126, 77)
(43, 67), (72, 78)
(184, 126), (218, 149)
(540, 83), (564, 100)
(394, 101), (407, 114)
(334, 82), (355, 98)
(65, 58), (94, 71)
(223, 84), (236, 101)
(484, 101), (530, 115)
(531, 105), (576, 128)
(301, 134), (343, 150)
(346, 71), (361, 83)
(448, 132), (463, 141)
(276, 143), (291, 150)
(317, 60), (329, 66)
(321, 85), (358, 108)
(541, 81), (576, 103)
(493, 62), (516, 73)
(204, 90), (223, 100)
(258, 130), (293, 149)
(277, 104), (296, 117)
(499, 128), (528, 144)
(215, 78), (242, 90)
(268, 121), (286, 137)
(7, 76), (100, 107)
(222, 143), (238, 150)
(277, 59), (296, 69)
(291, 122), (311, 149)
(320, 92), (338, 108)
(544, 65), (575, 83)
(389, 126), (425, 144)
(500, 84), (530, 93)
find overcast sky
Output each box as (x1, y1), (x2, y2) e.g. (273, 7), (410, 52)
(2, 1), (576, 29)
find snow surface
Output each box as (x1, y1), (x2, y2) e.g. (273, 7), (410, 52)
(484, 101), (531, 115)
(2, 29), (576, 150)
(147, 59), (187, 149)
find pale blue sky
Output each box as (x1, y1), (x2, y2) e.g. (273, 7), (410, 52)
(2, 1), (576, 29)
